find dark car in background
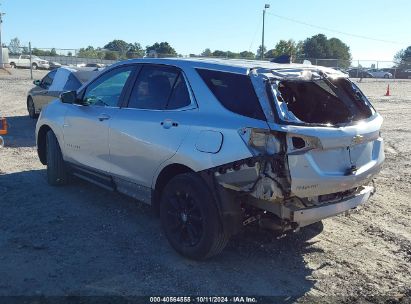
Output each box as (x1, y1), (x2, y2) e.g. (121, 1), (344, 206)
(27, 67), (100, 118)
(347, 68), (374, 78)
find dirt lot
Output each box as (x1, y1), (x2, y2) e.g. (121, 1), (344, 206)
(0, 68), (410, 302)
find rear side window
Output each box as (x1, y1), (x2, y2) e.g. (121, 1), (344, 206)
(63, 73), (82, 91)
(196, 69), (265, 120)
(128, 65), (191, 110)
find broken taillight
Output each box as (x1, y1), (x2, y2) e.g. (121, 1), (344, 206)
(287, 133), (322, 153)
(246, 128), (281, 155)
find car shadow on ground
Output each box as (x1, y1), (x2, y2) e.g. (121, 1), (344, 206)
(3, 115), (37, 148)
(0, 169), (320, 298)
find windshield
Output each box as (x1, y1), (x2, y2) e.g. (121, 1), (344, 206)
(270, 77), (375, 126)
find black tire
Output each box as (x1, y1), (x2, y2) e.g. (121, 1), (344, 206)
(10, 62), (16, 69)
(46, 131), (68, 186)
(160, 173), (229, 260)
(384, 74), (390, 79)
(32, 63), (38, 70)
(27, 97), (38, 119)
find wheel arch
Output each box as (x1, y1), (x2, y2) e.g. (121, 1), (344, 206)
(152, 163), (194, 214)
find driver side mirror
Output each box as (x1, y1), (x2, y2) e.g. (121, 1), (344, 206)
(60, 91), (78, 104)
(33, 80), (41, 86)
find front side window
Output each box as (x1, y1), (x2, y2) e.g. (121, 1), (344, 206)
(196, 69), (265, 120)
(41, 70), (57, 90)
(127, 65), (191, 110)
(82, 66), (133, 107)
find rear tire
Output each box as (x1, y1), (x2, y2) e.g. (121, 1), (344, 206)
(46, 131), (68, 186)
(384, 74), (390, 79)
(10, 62), (16, 69)
(32, 63), (38, 70)
(27, 97), (38, 119)
(160, 173), (229, 260)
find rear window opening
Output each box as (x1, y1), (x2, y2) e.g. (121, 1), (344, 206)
(274, 77), (374, 125)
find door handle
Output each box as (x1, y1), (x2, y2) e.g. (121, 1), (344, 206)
(160, 119), (178, 129)
(98, 114), (111, 121)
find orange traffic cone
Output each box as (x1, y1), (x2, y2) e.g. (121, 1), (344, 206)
(385, 84), (390, 96)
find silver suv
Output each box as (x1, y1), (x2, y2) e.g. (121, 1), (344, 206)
(36, 58), (384, 259)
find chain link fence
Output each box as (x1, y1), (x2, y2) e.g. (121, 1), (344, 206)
(4, 46), (411, 80)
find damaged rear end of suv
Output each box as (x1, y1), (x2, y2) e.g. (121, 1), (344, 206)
(36, 58), (384, 260)
(195, 63), (384, 254)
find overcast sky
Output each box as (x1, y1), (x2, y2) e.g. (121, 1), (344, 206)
(1, 0), (409, 62)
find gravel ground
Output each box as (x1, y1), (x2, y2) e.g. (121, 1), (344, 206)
(0, 68), (410, 302)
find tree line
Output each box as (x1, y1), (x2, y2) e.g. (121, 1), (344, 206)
(5, 35), (411, 69)
(200, 34), (352, 68)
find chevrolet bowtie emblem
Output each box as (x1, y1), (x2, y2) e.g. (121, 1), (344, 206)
(352, 135), (365, 145)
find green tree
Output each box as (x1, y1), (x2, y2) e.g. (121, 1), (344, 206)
(212, 50), (227, 58)
(239, 51), (255, 59)
(104, 51), (119, 60)
(302, 34), (351, 68)
(394, 46), (411, 68)
(256, 45), (267, 59)
(127, 42), (145, 58)
(264, 39), (303, 58)
(226, 51), (239, 59)
(146, 42), (177, 57)
(77, 46), (100, 58)
(50, 48), (57, 56)
(8, 37), (21, 55)
(104, 39), (129, 57)
(201, 48), (212, 57)
(67, 51), (73, 57)
(303, 34), (329, 58)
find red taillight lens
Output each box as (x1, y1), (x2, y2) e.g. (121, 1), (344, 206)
(0, 117), (8, 135)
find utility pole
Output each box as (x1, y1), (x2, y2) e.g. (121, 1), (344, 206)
(0, 9), (5, 68)
(29, 42), (32, 80)
(261, 4), (270, 60)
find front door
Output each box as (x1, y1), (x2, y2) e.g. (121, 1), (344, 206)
(62, 65), (135, 173)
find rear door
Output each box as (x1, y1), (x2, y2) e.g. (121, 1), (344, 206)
(109, 64), (194, 188)
(62, 65), (136, 173)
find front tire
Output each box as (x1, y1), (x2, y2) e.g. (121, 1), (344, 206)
(46, 131), (68, 186)
(160, 173), (229, 260)
(27, 97), (38, 119)
(10, 62), (16, 69)
(32, 63), (38, 70)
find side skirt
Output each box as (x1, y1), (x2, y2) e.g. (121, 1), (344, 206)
(67, 163), (152, 204)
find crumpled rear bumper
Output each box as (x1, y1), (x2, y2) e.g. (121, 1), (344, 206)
(288, 185), (373, 227)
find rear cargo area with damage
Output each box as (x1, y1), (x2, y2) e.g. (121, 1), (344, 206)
(213, 68), (384, 233)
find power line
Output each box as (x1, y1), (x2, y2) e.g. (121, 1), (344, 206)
(266, 12), (402, 45)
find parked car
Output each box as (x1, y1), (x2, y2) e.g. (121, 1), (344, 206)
(49, 61), (63, 70)
(85, 63), (107, 68)
(0, 116), (7, 147)
(27, 67), (100, 118)
(367, 69), (392, 78)
(9, 55), (50, 70)
(395, 68), (411, 79)
(36, 59), (384, 259)
(347, 68), (374, 78)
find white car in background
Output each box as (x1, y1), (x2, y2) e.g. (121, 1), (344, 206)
(367, 69), (392, 78)
(9, 55), (50, 70)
